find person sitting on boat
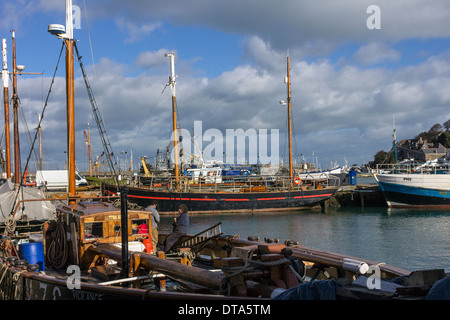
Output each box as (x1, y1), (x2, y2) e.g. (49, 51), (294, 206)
(145, 200), (160, 251)
(163, 204), (190, 253)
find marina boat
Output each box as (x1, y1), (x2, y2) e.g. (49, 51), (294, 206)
(297, 166), (348, 186)
(103, 53), (340, 213)
(374, 162), (450, 208)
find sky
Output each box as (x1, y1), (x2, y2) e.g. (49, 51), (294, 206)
(1, 0), (450, 174)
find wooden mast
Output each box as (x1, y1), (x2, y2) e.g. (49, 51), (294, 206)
(165, 52), (180, 181)
(287, 56), (293, 179)
(65, 0), (76, 202)
(87, 123), (92, 176)
(37, 114), (42, 170)
(1, 38), (11, 179)
(12, 30), (20, 187)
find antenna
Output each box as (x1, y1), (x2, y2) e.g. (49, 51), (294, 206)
(47, 0), (73, 40)
(164, 52), (177, 97)
(2, 39), (8, 88)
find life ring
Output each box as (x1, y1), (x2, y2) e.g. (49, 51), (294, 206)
(209, 171), (216, 177)
(293, 177), (302, 185)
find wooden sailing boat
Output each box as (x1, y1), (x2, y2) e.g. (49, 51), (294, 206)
(103, 54), (341, 213)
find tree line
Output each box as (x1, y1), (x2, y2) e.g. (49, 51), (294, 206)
(373, 120), (450, 165)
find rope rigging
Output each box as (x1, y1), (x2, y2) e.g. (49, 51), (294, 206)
(73, 41), (120, 189)
(3, 42), (65, 236)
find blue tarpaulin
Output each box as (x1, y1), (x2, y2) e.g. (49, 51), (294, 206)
(425, 276), (450, 300)
(272, 280), (338, 300)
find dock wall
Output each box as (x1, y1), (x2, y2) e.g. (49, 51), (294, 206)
(325, 184), (386, 208)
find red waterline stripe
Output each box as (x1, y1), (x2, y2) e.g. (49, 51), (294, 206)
(225, 198), (249, 201)
(256, 197), (286, 201)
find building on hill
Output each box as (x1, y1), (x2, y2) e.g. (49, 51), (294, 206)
(397, 137), (448, 162)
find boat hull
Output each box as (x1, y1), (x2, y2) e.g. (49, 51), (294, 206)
(374, 173), (450, 208)
(0, 264), (239, 300)
(103, 184), (339, 213)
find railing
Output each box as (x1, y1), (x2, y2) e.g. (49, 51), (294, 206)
(135, 173), (341, 193)
(174, 222), (223, 252)
(375, 162), (450, 175)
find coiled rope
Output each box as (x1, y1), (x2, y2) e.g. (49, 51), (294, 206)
(46, 221), (68, 269)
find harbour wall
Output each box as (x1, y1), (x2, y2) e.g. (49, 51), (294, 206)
(325, 184), (386, 208)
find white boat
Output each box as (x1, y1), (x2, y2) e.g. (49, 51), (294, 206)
(373, 163), (450, 208)
(297, 166), (348, 185)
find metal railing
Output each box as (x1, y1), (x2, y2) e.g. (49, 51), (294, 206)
(375, 162), (450, 175)
(135, 173), (341, 193)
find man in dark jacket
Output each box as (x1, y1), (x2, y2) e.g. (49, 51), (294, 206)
(163, 204), (190, 252)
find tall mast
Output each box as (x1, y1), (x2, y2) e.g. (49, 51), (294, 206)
(12, 30), (20, 187)
(1, 38), (11, 179)
(37, 114), (42, 170)
(287, 56), (293, 178)
(87, 123), (92, 176)
(65, 0), (76, 201)
(165, 52), (179, 181)
(393, 115), (397, 164)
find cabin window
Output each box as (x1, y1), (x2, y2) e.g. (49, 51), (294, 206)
(131, 219), (149, 235)
(85, 222), (103, 238)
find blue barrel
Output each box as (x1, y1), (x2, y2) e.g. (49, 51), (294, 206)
(18, 242), (45, 271)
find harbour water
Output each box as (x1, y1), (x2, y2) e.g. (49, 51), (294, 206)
(159, 177), (450, 274)
(160, 207), (449, 273)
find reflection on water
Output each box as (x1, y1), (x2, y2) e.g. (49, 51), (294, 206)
(160, 207), (450, 272)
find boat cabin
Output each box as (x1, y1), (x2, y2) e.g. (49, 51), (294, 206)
(44, 201), (152, 267)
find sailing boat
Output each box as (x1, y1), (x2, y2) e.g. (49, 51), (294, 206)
(103, 55), (341, 213)
(0, 31), (55, 232)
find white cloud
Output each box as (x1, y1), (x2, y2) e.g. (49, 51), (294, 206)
(135, 49), (170, 69)
(353, 43), (401, 65)
(90, 0), (450, 48)
(115, 18), (161, 43)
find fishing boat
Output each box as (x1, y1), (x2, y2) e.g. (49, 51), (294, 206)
(103, 53), (340, 213)
(374, 162), (450, 208)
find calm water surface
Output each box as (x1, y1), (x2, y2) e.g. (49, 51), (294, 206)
(160, 207), (450, 273)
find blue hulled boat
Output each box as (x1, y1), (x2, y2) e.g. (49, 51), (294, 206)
(374, 162), (450, 208)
